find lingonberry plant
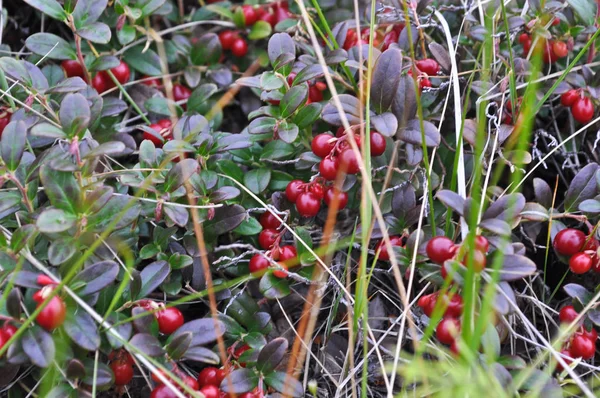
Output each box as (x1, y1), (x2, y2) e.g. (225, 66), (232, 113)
(0, 0), (599, 396)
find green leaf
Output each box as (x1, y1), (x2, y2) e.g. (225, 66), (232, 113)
(139, 0), (167, 17)
(277, 122), (299, 143)
(191, 33), (222, 66)
(0, 192), (21, 220)
(39, 167), (81, 213)
(244, 168), (271, 194)
(256, 337), (287, 374)
(233, 217), (263, 236)
(72, 0), (107, 27)
(169, 253), (193, 269)
(124, 46), (162, 76)
(59, 93), (91, 137)
(204, 4), (234, 19)
(64, 310), (100, 351)
(164, 158), (199, 193)
(248, 117), (277, 135)
(220, 368), (259, 393)
(77, 23), (112, 44)
(566, 0), (596, 26)
(280, 85), (308, 118)
(232, 7), (246, 29)
(248, 20), (272, 40)
(0, 121), (27, 171)
(22, 327), (55, 368)
(23, 0), (66, 21)
(294, 102), (322, 129)
(165, 331), (192, 360)
(138, 261), (171, 298)
(264, 371), (304, 397)
(261, 140), (294, 160)
(117, 25), (136, 45)
(217, 159), (244, 182)
(25, 33), (76, 60)
(36, 208), (77, 233)
(259, 273), (290, 299)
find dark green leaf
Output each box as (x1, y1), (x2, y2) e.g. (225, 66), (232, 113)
(204, 205), (247, 241)
(10, 225), (37, 254)
(293, 64), (325, 85)
(261, 140), (294, 160)
(1, 121), (27, 171)
(64, 310), (100, 351)
(277, 122), (299, 144)
(165, 331), (192, 360)
(82, 360), (114, 388)
(563, 283), (593, 305)
(72, 0), (107, 26)
(129, 333), (165, 356)
(183, 346), (220, 364)
(219, 368), (259, 393)
(124, 47), (162, 76)
(567, 0), (596, 26)
(48, 238), (76, 265)
(106, 313), (133, 349)
(0, 192), (21, 220)
(244, 168), (271, 194)
(268, 33), (295, 66)
(248, 117), (277, 135)
(170, 318), (225, 347)
(264, 371), (304, 397)
(257, 337), (288, 374)
(25, 33), (75, 60)
(59, 93), (91, 137)
(233, 217), (263, 236)
(164, 158), (199, 193)
(36, 208), (76, 233)
(23, 0), (66, 21)
(138, 261), (170, 298)
(564, 163), (599, 212)
(77, 23), (112, 44)
(371, 47), (402, 112)
(39, 167), (81, 213)
(280, 85), (308, 118)
(139, 0), (167, 17)
(73, 261), (119, 296)
(294, 102), (322, 129)
(22, 327), (55, 368)
(191, 33), (222, 65)
(259, 273), (291, 299)
(499, 255), (536, 281)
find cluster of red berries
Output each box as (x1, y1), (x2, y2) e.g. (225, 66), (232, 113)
(0, 107), (12, 138)
(141, 76), (192, 110)
(313, 127), (387, 180)
(62, 60), (131, 94)
(418, 291), (464, 351)
(247, 212), (298, 277)
(218, 30), (249, 58)
(285, 179), (348, 217)
(426, 235), (489, 274)
(149, 364), (203, 397)
(268, 72), (327, 106)
(245, 1), (291, 28)
(556, 305), (597, 369)
(408, 58), (441, 89)
(560, 90), (595, 124)
(518, 33), (568, 63)
(109, 350), (135, 387)
(553, 228), (600, 274)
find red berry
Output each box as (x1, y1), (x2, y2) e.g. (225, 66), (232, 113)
(242, 5), (258, 26)
(0, 110), (11, 138)
(343, 29), (357, 50)
(111, 360), (134, 386)
(381, 30), (399, 51)
(274, 6), (292, 23)
(142, 76), (161, 87)
(109, 60), (131, 86)
(369, 131), (386, 156)
(569, 252), (593, 274)
(259, 212), (281, 229)
(182, 375), (199, 390)
(570, 333), (596, 359)
(319, 157), (339, 181)
(463, 249), (487, 272)
(559, 305), (579, 324)
(231, 38), (249, 57)
(519, 33), (532, 54)
(420, 78), (432, 88)
(33, 292), (66, 331)
(219, 30), (238, 50)
(92, 73), (109, 93)
(442, 294), (464, 318)
(308, 85), (323, 102)
(157, 119), (172, 129)
(258, 228), (279, 250)
(309, 183), (325, 200)
(1, 324), (17, 340)
(150, 384), (179, 398)
(144, 123), (170, 147)
(436, 318), (460, 345)
(233, 344), (250, 358)
(295, 192), (321, 217)
(556, 348), (573, 372)
(61, 60), (85, 79)
(415, 58), (440, 76)
(312, 134), (336, 158)
(37, 274), (56, 286)
(285, 180), (305, 203)
(260, 12), (277, 28)
(571, 97), (595, 124)
(375, 236), (404, 261)
(553, 228), (587, 256)
(417, 295), (431, 310)
(173, 84), (192, 104)
(426, 237), (456, 264)
(279, 245), (297, 261)
(198, 367), (226, 387)
(552, 17), (560, 26)
(157, 307), (184, 335)
(552, 41), (568, 58)
(273, 262), (288, 278)
(199, 385), (220, 398)
(324, 187), (348, 210)
(474, 236), (489, 253)
(339, 149), (360, 174)
(249, 254), (270, 274)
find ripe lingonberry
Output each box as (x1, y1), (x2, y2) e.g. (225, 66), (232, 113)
(569, 252), (593, 274)
(570, 333), (596, 359)
(463, 249), (487, 272)
(150, 384), (179, 398)
(258, 228), (279, 250)
(559, 305), (579, 324)
(219, 30), (238, 50)
(111, 360), (134, 386)
(182, 375), (199, 390)
(375, 236), (403, 261)
(369, 131), (386, 156)
(571, 97), (594, 124)
(339, 149), (360, 174)
(0, 109), (11, 138)
(198, 367), (226, 387)
(285, 180), (305, 203)
(233, 344), (251, 358)
(416, 58), (440, 76)
(1, 324), (17, 340)
(144, 121), (172, 147)
(311, 133), (336, 158)
(309, 183), (325, 200)
(249, 254), (270, 274)
(441, 294), (464, 318)
(157, 307), (184, 335)
(279, 245), (297, 262)
(381, 30), (399, 51)
(343, 29), (358, 50)
(319, 157), (339, 181)
(259, 212), (281, 229)
(61, 60), (85, 79)
(296, 192), (321, 217)
(553, 228), (586, 256)
(231, 38), (249, 57)
(260, 11), (277, 28)
(561, 89), (579, 107)
(173, 84), (192, 105)
(142, 75), (161, 87)
(273, 262), (288, 278)
(199, 385), (220, 398)
(474, 235), (489, 253)
(33, 290), (66, 331)
(92, 73), (109, 93)
(37, 274), (56, 286)
(436, 318), (460, 345)
(556, 348), (573, 372)
(552, 41), (568, 58)
(308, 85), (324, 103)
(426, 237), (456, 264)
(108, 60), (131, 86)
(324, 187), (348, 210)
(519, 33), (531, 55)
(241, 5), (258, 26)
